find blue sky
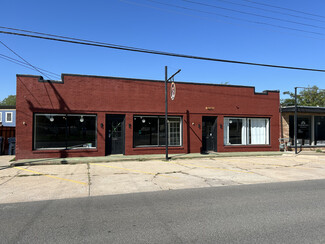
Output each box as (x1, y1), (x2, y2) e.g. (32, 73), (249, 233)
(1, 0), (325, 101)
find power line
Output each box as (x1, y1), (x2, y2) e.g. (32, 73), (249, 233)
(0, 29), (325, 73)
(0, 53), (61, 78)
(120, 0), (325, 42)
(181, 0), (325, 30)
(243, 0), (325, 19)
(211, 0), (325, 23)
(141, 0), (325, 36)
(0, 40), (55, 80)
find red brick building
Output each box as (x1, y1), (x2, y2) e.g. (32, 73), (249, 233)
(16, 74), (280, 160)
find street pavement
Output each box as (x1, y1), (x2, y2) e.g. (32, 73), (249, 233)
(1, 180), (324, 243)
(1, 154), (325, 204)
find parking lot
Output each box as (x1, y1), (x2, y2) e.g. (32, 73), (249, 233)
(1, 154), (325, 204)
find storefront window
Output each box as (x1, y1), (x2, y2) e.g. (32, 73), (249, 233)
(34, 114), (97, 150)
(224, 117), (269, 145)
(133, 116), (182, 147)
(315, 116), (325, 145)
(289, 116), (311, 145)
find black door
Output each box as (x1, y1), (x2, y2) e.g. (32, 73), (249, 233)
(202, 116), (218, 153)
(106, 115), (125, 155)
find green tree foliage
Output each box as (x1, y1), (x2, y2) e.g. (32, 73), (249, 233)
(281, 86), (325, 107)
(0, 95), (16, 106)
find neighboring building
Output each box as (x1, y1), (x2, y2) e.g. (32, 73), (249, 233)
(16, 74), (280, 160)
(0, 105), (16, 127)
(281, 106), (325, 150)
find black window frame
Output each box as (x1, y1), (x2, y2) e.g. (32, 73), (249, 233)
(133, 115), (183, 148)
(33, 113), (97, 150)
(289, 115), (311, 146)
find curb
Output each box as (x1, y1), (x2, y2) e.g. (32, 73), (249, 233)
(10, 152), (286, 167)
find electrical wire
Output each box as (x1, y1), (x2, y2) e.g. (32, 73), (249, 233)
(0, 40), (55, 80)
(243, 0), (325, 19)
(0, 54), (61, 79)
(0, 29), (325, 73)
(142, 0), (325, 36)
(211, 0), (325, 23)
(120, 0), (325, 42)
(0, 53), (61, 78)
(181, 0), (325, 30)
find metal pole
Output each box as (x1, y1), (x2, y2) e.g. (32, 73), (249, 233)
(294, 87), (298, 154)
(165, 66), (169, 160)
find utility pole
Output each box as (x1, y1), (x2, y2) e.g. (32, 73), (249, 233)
(294, 87), (298, 155)
(165, 66), (181, 161)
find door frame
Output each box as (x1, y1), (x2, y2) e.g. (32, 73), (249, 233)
(202, 116), (218, 153)
(106, 114), (125, 155)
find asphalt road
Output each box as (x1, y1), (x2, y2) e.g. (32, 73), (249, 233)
(1, 180), (325, 244)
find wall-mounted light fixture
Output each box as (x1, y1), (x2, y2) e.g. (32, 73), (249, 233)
(192, 122), (195, 126)
(129, 123), (132, 128)
(50, 116), (54, 122)
(220, 124), (223, 129)
(100, 123), (104, 128)
(80, 116), (84, 123)
(198, 124), (201, 129)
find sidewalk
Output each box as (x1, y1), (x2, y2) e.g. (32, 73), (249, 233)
(0, 155), (15, 168)
(9, 151), (286, 167)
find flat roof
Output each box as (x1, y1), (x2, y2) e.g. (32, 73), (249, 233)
(281, 106), (325, 113)
(0, 105), (16, 110)
(16, 73), (279, 95)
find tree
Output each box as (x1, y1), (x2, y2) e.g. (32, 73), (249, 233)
(281, 86), (325, 107)
(0, 95), (16, 106)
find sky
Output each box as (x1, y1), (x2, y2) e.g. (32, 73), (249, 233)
(1, 0), (325, 101)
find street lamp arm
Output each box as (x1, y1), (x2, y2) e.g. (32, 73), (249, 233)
(167, 69), (181, 82)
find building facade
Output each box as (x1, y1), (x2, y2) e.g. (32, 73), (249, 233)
(281, 106), (325, 151)
(0, 105), (16, 127)
(16, 74), (280, 160)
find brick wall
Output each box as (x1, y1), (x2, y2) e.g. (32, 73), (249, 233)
(16, 74), (280, 160)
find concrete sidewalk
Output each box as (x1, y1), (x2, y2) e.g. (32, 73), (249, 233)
(0, 156), (15, 168)
(1, 154), (325, 204)
(9, 151), (286, 167)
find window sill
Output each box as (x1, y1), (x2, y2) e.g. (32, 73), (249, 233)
(224, 145), (271, 148)
(133, 146), (184, 151)
(33, 148), (98, 153)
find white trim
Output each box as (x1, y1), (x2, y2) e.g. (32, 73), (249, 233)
(224, 117), (270, 146)
(0, 112), (2, 122)
(5, 112), (13, 123)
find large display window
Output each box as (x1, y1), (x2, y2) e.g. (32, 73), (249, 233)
(133, 116), (182, 147)
(289, 116), (311, 146)
(34, 114), (97, 150)
(224, 117), (270, 145)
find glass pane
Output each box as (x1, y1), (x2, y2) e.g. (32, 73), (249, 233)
(133, 117), (158, 147)
(159, 118), (166, 146)
(315, 116), (325, 145)
(289, 116), (311, 145)
(228, 119), (243, 144)
(34, 114), (67, 149)
(249, 118), (267, 144)
(169, 118), (181, 146)
(66, 115), (97, 149)
(159, 118), (181, 146)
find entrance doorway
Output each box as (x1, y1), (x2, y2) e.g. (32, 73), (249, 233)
(106, 114), (125, 155)
(202, 116), (218, 153)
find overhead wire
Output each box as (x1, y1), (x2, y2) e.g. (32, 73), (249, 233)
(243, 0), (325, 19)
(211, 0), (325, 23)
(0, 29), (325, 73)
(0, 53), (61, 78)
(181, 0), (325, 30)
(0, 40), (55, 80)
(141, 0), (325, 36)
(120, 0), (325, 42)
